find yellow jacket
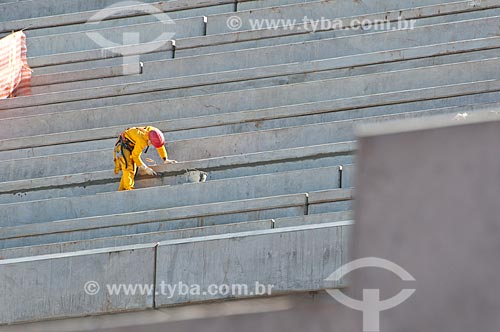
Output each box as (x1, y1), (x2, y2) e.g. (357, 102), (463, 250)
(121, 126), (167, 167)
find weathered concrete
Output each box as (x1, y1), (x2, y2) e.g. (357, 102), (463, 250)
(0, 122), (356, 182)
(207, 0), (473, 34)
(0, 142), (354, 204)
(31, 36), (500, 95)
(309, 188), (354, 214)
(0, 244), (156, 325)
(0, 210), (352, 260)
(2, 55), (499, 131)
(28, 9), (500, 73)
(353, 113), (500, 331)
(341, 164), (356, 188)
(0, 166), (341, 227)
(155, 221), (352, 305)
(2, 79), (499, 157)
(25, 16), (203, 58)
(0, 1), (234, 34)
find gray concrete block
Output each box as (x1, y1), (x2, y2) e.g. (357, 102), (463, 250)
(26, 16), (203, 57)
(2, 78), (499, 159)
(341, 164), (356, 188)
(30, 36), (500, 95)
(2, 2), (234, 36)
(155, 222), (352, 306)
(0, 244), (156, 325)
(0, 194), (308, 248)
(352, 113), (500, 331)
(2, 53), (498, 132)
(0, 142), (354, 203)
(0, 210), (354, 260)
(0, 166), (341, 227)
(207, 0), (464, 35)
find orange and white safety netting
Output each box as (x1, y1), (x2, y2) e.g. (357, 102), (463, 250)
(0, 31), (31, 99)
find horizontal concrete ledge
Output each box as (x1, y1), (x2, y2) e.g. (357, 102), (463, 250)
(155, 221), (352, 306)
(0, 193), (306, 240)
(0, 186), (352, 241)
(31, 62), (142, 87)
(357, 105), (500, 138)
(9, 38), (500, 110)
(0, 141), (355, 194)
(0, 221), (350, 324)
(309, 189), (354, 204)
(0, 243), (156, 325)
(2, 65), (500, 152)
(29, 35), (500, 95)
(0, 0), (234, 33)
(0, 211), (354, 260)
(26, 3), (499, 69)
(0, 166), (342, 227)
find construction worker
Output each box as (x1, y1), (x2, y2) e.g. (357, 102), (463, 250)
(114, 126), (177, 191)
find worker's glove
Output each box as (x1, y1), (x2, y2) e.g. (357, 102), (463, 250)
(139, 165), (157, 176)
(163, 159), (178, 164)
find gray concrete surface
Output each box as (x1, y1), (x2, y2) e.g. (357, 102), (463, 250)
(155, 221), (352, 305)
(2, 79), (499, 157)
(0, 142), (354, 204)
(0, 166), (341, 227)
(2, 54), (498, 129)
(29, 8), (500, 74)
(30, 36), (500, 95)
(0, 211), (353, 260)
(352, 113), (500, 331)
(0, 244), (156, 325)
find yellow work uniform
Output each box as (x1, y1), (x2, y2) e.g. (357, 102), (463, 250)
(114, 126), (168, 191)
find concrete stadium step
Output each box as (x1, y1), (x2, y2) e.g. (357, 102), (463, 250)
(4, 97), (500, 204)
(29, 36), (500, 95)
(4, 95), (500, 204)
(20, 0), (478, 57)
(206, 0), (477, 35)
(0, 120), (359, 183)
(0, 221), (351, 325)
(0, 0), (162, 22)
(4, 19), (498, 115)
(176, 7), (500, 58)
(3, 78), (500, 159)
(28, 5), (500, 74)
(0, 193), (353, 252)
(3, 78), (500, 158)
(1, 0), (235, 35)
(0, 166), (342, 227)
(0, 141), (355, 204)
(0, 210), (353, 259)
(0, 56), (498, 140)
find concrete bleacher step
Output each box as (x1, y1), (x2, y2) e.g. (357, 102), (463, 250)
(0, 141), (354, 204)
(0, 220), (352, 325)
(2, 51), (498, 130)
(0, 194), (353, 253)
(27, 4), (500, 74)
(0, 95), (500, 203)
(0, 166), (342, 227)
(17, 0), (473, 57)
(29, 35), (500, 95)
(3, 78), (499, 158)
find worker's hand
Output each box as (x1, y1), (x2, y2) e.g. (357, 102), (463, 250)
(139, 165), (157, 176)
(163, 159), (177, 164)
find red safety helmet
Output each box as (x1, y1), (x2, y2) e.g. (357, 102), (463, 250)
(148, 128), (165, 148)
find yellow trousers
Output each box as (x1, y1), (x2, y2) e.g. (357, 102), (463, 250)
(115, 145), (137, 191)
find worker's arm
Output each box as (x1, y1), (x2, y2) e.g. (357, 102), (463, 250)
(157, 145), (177, 164)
